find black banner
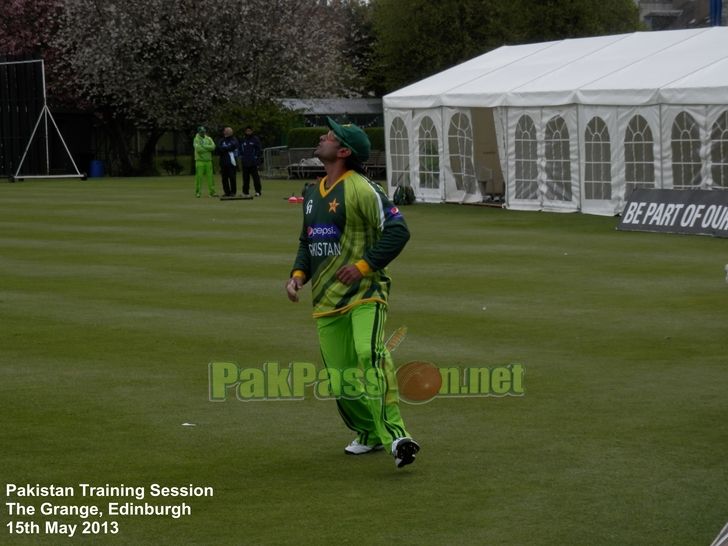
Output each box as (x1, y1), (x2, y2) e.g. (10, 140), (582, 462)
(617, 189), (728, 238)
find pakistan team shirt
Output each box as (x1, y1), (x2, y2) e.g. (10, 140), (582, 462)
(291, 170), (410, 318)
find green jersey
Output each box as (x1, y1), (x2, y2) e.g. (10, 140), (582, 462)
(193, 134), (215, 162)
(292, 170), (410, 318)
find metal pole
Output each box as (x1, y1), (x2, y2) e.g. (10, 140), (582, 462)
(13, 105), (46, 178)
(41, 60), (50, 174)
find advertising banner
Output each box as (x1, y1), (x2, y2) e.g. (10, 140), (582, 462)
(617, 189), (728, 238)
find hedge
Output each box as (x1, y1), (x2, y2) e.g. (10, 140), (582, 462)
(287, 126), (384, 151)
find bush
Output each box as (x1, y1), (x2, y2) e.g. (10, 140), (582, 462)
(154, 155), (196, 175)
(365, 127), (384, 151)
(287, 127), (326, 148)
(287, 126), (384, 150)
(160, 158), (184, 175)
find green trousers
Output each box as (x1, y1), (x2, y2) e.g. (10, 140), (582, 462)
(195, 161), (215, 196)
(316, 302), (409, 450)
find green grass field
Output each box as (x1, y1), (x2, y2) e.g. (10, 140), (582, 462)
(1, 176), (727, 545)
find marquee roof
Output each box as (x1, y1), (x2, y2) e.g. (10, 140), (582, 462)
(383, 27), (728, 109)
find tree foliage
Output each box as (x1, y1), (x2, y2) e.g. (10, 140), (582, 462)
(336, 0), (378, 96)
(0, 0), (63, 56)
(524, 0), (644, 43)
(0, 0), (70, 101)
(53, 0), (352, 127)
(2, 0), (356, 174)
(370, 0), (641, 92)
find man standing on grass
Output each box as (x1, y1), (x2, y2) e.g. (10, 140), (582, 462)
(217, 127), (239, 197)
(239, 126), (263, 197)
(285, 117), (420, 469)
(193, 126), (216, 198)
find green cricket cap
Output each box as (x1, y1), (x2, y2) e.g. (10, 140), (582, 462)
(326, 117), (370, 162)
(197, 125), (206, 133)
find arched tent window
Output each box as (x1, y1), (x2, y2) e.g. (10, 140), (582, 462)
(672, 111), (701, 188)
(545, 116), (572, 201)
(389, 117), (410, 187)
(514, 115), (538, 199)
(625, 115), (655, 196)
(711, 110), (728, 189)
(448, 112), (475, 192)
(584, 117), (611, 200)
(418, 116), (439, 189)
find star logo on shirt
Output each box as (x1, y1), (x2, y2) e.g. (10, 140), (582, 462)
(328, 198), (340, 213)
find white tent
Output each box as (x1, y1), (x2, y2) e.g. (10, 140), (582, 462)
(383, 27), (728, 215)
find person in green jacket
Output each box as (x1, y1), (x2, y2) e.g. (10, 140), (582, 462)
(193, 126), (216, 198)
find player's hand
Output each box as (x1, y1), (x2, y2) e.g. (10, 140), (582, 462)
(336, 264), (363, 285)
(286, 277), (303, 302)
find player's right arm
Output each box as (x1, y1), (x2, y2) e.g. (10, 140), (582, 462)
(287, 235), (308, 302)
(287, 197), (312, 302)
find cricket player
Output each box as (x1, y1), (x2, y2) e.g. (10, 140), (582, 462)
(193, 126), (216, 198)
(286, 117), (420, 469)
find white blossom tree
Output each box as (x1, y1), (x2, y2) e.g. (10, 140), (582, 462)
(49, 0), (352, 174)
(0, 0), (62, 56)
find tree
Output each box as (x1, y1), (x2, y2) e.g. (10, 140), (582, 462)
(0, 0), (71, 102)
(1, 0), (355, 175)
(52, 0), (234, 174)
(225, 0), (353, 102)
(523, 0), (643, 43)
(336, 0), (378, 97)
(0, 0), (63, 57)
(370, 0), (641, 93)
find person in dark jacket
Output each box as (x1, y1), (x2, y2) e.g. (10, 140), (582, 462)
(239, 126), (263, 197)
(217, 127), (239, 197)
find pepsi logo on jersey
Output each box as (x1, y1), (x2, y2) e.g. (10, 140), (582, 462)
(307, 224), (341, 239)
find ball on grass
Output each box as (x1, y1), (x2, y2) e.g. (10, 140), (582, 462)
(396, 361), (442, 403)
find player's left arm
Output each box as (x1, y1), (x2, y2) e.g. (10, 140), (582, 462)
(357, 181), (410, 274)
(336, 179), (410, 285)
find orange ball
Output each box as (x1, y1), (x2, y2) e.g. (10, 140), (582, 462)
(396, 361), (442, 403)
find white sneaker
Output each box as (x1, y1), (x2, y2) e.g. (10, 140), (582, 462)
(391, 437), (420, 468)
(344, 439), (383, 455)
